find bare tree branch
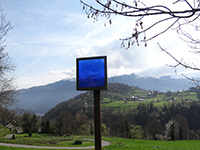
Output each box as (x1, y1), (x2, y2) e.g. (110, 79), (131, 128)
(82, 0), (198, 17)
(144, 18), (180, 42)
(81, 0), (200, 84)
(80, 0), (200, 47)
(0, 6), (15, 107)
(158, 43), (200, 71)
(181, 74), (200, 86)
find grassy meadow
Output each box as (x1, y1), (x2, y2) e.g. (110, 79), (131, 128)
(0, 126), (199, 150)
(0, 123), (200, 150)
(0, 133), (94, 147)
(1, 135), (200, 150)
(101, 89), (198, 111)
(103, 137), (200, 150)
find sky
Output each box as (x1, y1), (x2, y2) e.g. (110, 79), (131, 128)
(1, 0), (200, 89)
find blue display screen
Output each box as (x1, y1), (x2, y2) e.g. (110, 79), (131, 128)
(77, 56), (107, 90)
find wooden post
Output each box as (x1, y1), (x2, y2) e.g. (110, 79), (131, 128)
(94, 90), (102, 150)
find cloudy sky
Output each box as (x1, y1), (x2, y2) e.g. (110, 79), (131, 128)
(1, 0), (200, 89)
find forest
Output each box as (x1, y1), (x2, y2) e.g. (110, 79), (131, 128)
(39, 83), (200, 141)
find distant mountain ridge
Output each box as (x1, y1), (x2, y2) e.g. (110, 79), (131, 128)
(16, 80), (83, 114)
(15, 74), (193, 114)
(108, 74), (192, 91)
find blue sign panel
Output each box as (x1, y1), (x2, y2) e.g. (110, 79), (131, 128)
(76, 56), (107, 90)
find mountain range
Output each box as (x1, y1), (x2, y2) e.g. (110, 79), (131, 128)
(15, 80), (83, 114)
(108, 74), (192, 91)
(15, 74), (193, 114)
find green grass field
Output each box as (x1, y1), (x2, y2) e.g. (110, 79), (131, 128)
(103, 137), (200, 150)
(100, 89), (199, 112)
(0, 133), (94, 147)
(1, 137), (200, 150)
(1, 134), (200, 150)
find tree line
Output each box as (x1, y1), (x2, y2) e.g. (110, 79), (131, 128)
(18, 97), (200, 140)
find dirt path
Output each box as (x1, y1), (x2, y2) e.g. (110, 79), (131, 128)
(0, 140), (111, 149)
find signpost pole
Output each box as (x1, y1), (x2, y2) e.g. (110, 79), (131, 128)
(77, 56), (107, 150)
(94, 90), (102, 150)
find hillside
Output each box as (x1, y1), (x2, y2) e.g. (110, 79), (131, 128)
(42, 83), (200, 140)
(16, 74), (193, 114)
(43, 83), (198, 120)
(16, 80), (83, 114)
(43, 83), (133, 119)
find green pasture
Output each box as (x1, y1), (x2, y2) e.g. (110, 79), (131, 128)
(101, 98), (143, 111)
(176, 92), (197, 100)
(101, 90), (199, 111)
(1, 135), (200, 150)
(0, 133), (94, 147)
(0, 127), (200, 150)
(103, 137), (200, 150)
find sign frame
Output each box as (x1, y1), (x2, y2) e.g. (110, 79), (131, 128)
(76, 56), (107, 91)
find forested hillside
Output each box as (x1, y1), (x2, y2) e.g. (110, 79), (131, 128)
(44, 83), (133, 119)
(42, 83), (200, 140)
(16, 74), (193, 114)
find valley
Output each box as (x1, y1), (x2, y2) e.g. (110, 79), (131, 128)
(16, 74), (193, 114)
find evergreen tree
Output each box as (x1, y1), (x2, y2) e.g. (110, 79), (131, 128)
(22, 112), (39, 137)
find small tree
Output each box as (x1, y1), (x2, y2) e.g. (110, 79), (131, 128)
(129, 125), (143, 139)
(22, 112), (39, 137)
(54, 112), (74, 134)
(41, 119), (51, 134)
(175, 114), (189, 140)
(31, 114), (40, 133)
(165, 119), (180, 140)
(22, 112), (32, 137)
(146, 119), (163, 140)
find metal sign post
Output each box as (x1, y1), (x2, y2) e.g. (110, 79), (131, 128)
(94, 90), (102, 150)
(76, 56), (107, 150)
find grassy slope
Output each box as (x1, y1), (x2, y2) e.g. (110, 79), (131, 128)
(1, 136), (200, 150)
(101, 90), (198, 111)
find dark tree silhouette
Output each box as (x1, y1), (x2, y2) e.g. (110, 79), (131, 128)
(0, 6), (15, 109)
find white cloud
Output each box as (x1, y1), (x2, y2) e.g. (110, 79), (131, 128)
(4, 0), (200, 89)
(17, 67), (76, 89)
(49, 68), (76, 80)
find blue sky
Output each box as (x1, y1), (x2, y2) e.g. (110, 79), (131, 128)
(1, 0), (200, 89)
